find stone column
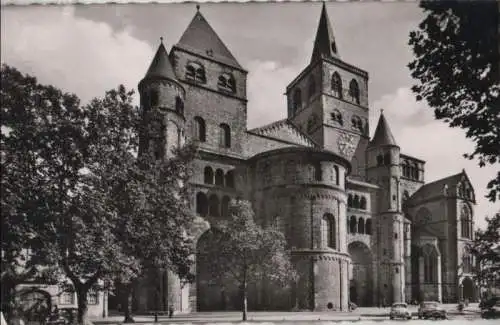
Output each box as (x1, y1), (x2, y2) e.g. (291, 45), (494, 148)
(437, 255), (442, 303)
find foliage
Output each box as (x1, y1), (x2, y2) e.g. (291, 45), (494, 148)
(1, 64), (197, 324)
(408, 0), (500, 202)
(469, 212), (500, 287)
(199, 200), (296, 320)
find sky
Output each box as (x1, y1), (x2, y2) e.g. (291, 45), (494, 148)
(1, 0), (499, 229)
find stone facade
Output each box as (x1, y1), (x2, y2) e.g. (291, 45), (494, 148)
(131, 4), (478, 314)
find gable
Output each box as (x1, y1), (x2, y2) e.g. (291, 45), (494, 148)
(248, 119), (317, 148)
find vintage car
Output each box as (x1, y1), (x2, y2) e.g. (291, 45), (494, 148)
(418, 301), (447, 319)
(481, 298), (500, 319)
(390, 302), (412, 320)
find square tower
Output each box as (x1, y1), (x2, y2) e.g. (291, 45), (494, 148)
(285, 3), (370, 179)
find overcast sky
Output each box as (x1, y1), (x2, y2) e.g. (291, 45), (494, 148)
(1, 1), (498, 229)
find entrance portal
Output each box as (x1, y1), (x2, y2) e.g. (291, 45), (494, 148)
(462, 277), (474, 301)
(348, 242), (373, 306)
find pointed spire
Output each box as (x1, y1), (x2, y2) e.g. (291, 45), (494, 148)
(369, 110), (398, 147)
(143, 38), (177, 81)
(311, 2), (340, 63)
(175, 9), (242, 69)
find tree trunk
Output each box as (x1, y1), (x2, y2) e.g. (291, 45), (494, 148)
(242, 269), (248, 321)
(123, 283), (135, 323)
(75, 286), (89, 325)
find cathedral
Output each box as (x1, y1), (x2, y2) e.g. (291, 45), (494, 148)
(132, 3), (478, 313)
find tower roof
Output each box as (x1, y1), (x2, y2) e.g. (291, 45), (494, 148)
(143, 40), (177, 82)
(311, 2), (340, 63)
(175, 8), (242, 69)
(369, 111), (398, 147)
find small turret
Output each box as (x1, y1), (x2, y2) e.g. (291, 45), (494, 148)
(138, 38), (186, 160)
(366, 110), (405, 305)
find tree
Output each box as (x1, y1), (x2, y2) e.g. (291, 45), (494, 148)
(408, 1), (500, 202)
(469, 212), (500, 293)
(199, 200), (296, 321)
(1, 64), (197, 325)
(111, 144), (197, 323)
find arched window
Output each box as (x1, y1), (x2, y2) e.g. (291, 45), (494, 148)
(293, 89), (302, 113)
(185, 62), (206, 83)
(225, 170), (235, 188)
(402, 190), (410, 210)
(383, 152), (391, 165)
(348, 194), (353, 208)
(413, 162), (419, 180)
(175, 96), (184, 114)
(333, 165), (340, 185)
(193, 116), (206, 142)
(219, 123), (231, 148)
(360, 197), (367, 210)
(351, 115), (363, 132)
(461, 204), (473, 239)
(423, 246), (437, 283)
(365, 219), (372, 235)
(377, 154), (384, 166)
(215, 169), (224, 186)
(313, 162), (322, 181)
(208, 194), (220, 217)
(150, 89), (159, 107)
(331, 72), (342, 98)
(204, 166), (214, 184)
(221, 196), (230, 218)
(331, 109), (343, 125)
(308, 78), (316, 99)
(353, 195), (360, 209)
(262, 162), (272, 184)
(218, 73), (236, 93)
(358, 218), (365, 234)
(196, 192), (208, 216)
(349, 79), (360, 104)
(322, 214), (336, 249)
(349, 216), (357, 233)
(285, 160), (296, 183)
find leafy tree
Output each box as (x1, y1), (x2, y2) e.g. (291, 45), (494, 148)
(408, 0), (500, 202)
(111, 144), (197, 323)
(469, 212), (500, 291)
(1, 64), (197, 325)
(199, 200), (296, 321)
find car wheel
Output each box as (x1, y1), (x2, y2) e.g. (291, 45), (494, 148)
(407, 316), (412, 320)
(390, 316), (394, 320)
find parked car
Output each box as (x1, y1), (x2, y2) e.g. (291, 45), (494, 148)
(480, 296), (500, 310)
(481, 299), (500, 319)
(390, 302), (412, 320)
(418, 301), (447, 319)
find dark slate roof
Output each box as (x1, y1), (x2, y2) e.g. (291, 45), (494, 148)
(143, 42), (177, 81)
(369, 112), (398, 147)
(311, 2), (340, 63)
(411, 171), (464, 199)
(175, 10), (242, 69)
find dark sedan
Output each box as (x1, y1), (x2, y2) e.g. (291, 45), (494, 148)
(482, 299), (500, 319)
(418, 301), (447, 320)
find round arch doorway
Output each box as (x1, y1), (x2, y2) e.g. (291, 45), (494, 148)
(348, 241), (373, 306)
(462, 277), (474, 302)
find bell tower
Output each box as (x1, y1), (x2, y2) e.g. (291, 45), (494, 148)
(286, 2), (370, 178)
(138, 38), (186, 161)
